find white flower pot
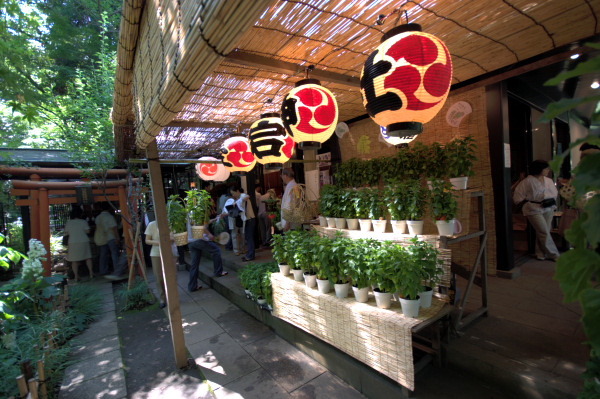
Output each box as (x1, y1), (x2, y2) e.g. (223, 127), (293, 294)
(372, 219), (387, 233)
(419, 287), (433, 308)
(326, 217), (336, 228)
(278, 263), (290, 276)
(334, 282), (350, 298)
(399, 296), (421, 318)
(358, 219), (372, 232)
(449, 176), (468, 190)
(291, 268), (305, 281)
(334, 217), (347, 229)
(406, 220), (424, 235)
(318, 215), (327, 227)
(390, 220), (407, 234)
(352, 286), (370, 303)
(374, 290), (393, 309)
(346, 218), (359, 230)
(304, 272), (317, 288)
(316, 278), (331, 294)
(436, 219), (455, 236)
(257, 297), (267, 306)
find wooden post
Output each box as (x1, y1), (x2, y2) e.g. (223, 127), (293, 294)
(30, 174), (41, 241)
(27, 378), (38, 399)
(118, 185), (134, 274)
(146, 141), (188, 369)
(39, 187), (51, 277)
(37, 359), (47, 399)
(16, 375), (27, 397)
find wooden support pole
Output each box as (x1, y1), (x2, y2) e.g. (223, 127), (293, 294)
(39, 187), (51, 277)
(37, 360), (47, 399)
(30, 174), (41, 240)
(146, 140), (188, 369)
(16, 375), (27, 397)
(118, 185), (134, 274)
(27, 378), (38, 398)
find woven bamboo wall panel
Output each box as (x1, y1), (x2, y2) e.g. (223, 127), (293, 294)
(271, 273), (446, 391)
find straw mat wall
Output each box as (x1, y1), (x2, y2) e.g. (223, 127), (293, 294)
(340, 87), (497, 274)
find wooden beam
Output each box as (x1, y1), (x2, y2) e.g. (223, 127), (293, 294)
(225, 50), (361, 88)
(146, 140), (188, 369)
(167, 121), (252, 129)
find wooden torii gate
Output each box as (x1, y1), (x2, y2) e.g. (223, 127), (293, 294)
(4, 167), (145, 277)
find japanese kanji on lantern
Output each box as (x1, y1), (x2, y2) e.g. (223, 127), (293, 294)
(361, 24), (452, 141)
(195, 156), (230, 182)
(281, 79), (339, 150)
(249, 112), (295, 170)
(220, 136), (257, 174)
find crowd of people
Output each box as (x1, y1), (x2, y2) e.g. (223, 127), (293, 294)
(64, 168), (300, 309)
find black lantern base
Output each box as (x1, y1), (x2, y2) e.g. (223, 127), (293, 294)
(233, 172), (247, 177)
(298, 141), (321, 150)
(386, 122), (422, 138)
(263, 163), (283, 171)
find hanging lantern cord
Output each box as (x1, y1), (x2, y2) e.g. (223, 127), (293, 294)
(305, 65), (315, 79)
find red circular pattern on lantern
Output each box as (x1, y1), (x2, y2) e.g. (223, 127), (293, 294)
(196, 156), (230, 181)
(281, 83), (338, 144)
(221, 137), (256, 173)
(360, 29), (452, 128)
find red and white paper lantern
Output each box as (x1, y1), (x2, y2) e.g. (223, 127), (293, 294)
(281, 79), (338, 150)
(195, 156), (230, 182)
(249, 112), (295, 170)
(361, 24), (452, 141)
(220, 136), (257, 174)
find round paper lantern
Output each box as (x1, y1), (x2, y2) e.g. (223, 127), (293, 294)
(281, 79), (338, 150)
(195, 156), (230, 182)
(220, 136), (257, 174)
(379, 126), (412, 147)
(361, 24), (452, 141)
(249, 112), (295, 170)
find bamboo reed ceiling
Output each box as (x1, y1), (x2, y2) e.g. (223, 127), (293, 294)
(112, 0), (600, 161)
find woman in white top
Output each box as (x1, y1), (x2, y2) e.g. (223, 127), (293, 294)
(64, 206), (93, 281)
(513, 160), (560, 261)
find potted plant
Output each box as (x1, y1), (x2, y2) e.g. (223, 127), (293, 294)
(342, 189), (359, 230)
(319, 234), (350, 298)
(384, 182), (410, 234)
(166, 195), (188, 246)
(319, 184), (336, 227)
(371, 241), (403, 309)
(271, 234), (290, 275)
(445, 135), (477, 189)
(315, 234), (338, 294)
(354, 187), (372, 232)
(285, 230), (305, 281)
(184, 189), (212, 238)
(404, 180), (428, 235)
(424, 142), (449, 183)
(295, 230), (318, 288)
(429, 179), (459, 236)
(347, 239), (376, 303)
(395, 244), (424, 318)
(408, 237), (443, 308)
(367, 188), (387, 233)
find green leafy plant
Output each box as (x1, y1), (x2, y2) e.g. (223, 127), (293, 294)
(424, 141), (449, 179)
(366, 187), (386, 220)
(347, 238), (377, 289)
(0, 233), (24, 271)
(318, 234), (350, 284)
(271, 233), (287, 264)
(166, 195), (187, 234)
(429, 179), (458, 220)
(407, 236), (443, 288)
(395, 243), (424, 300)
(319, 184), (337, 217)
(405, 180), (428, 220)
(118, 277), (155, 311)
(384, 182), (410, 220)
(353, 187), (371, 219)
(340, 189), (357, 219)
(371, 242), (403, 293)
(541, 43), (600, 398)
(239, 261), (279, 304)
(185, 189), (212, 226)
(445, 135), (477, 177)
(293, 230), (319, 275)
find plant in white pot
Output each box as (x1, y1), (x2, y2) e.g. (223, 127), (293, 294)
(271, 233), (290, 276)
(285, 230), (305, 281)
(319, 184), (338, 228)
(354, 188), (372, 232)
(185, 189), (212, 239)
(407, 237), (443, 309)
(367, 188), (387, 234)
(384, 182), (410, 235)
(295, 230), (318, 288)
(342, 189), (359, 230)
(167, 195), (188, 246)
(395, 246), (424, 318)
(315, 234), (340, 294)
(405, 180), (428, 235)
(371, 242), (401, 309)
(320, 235), (351, 298)
(347, 239), (376, 303)
(445, 135), (477, 190)
(429, 179), (459, 236)
(423, 141), (449, 187)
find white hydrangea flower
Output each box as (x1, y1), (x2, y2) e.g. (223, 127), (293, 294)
(1, 332), (16, 350)
(21, 239), (46, 280)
